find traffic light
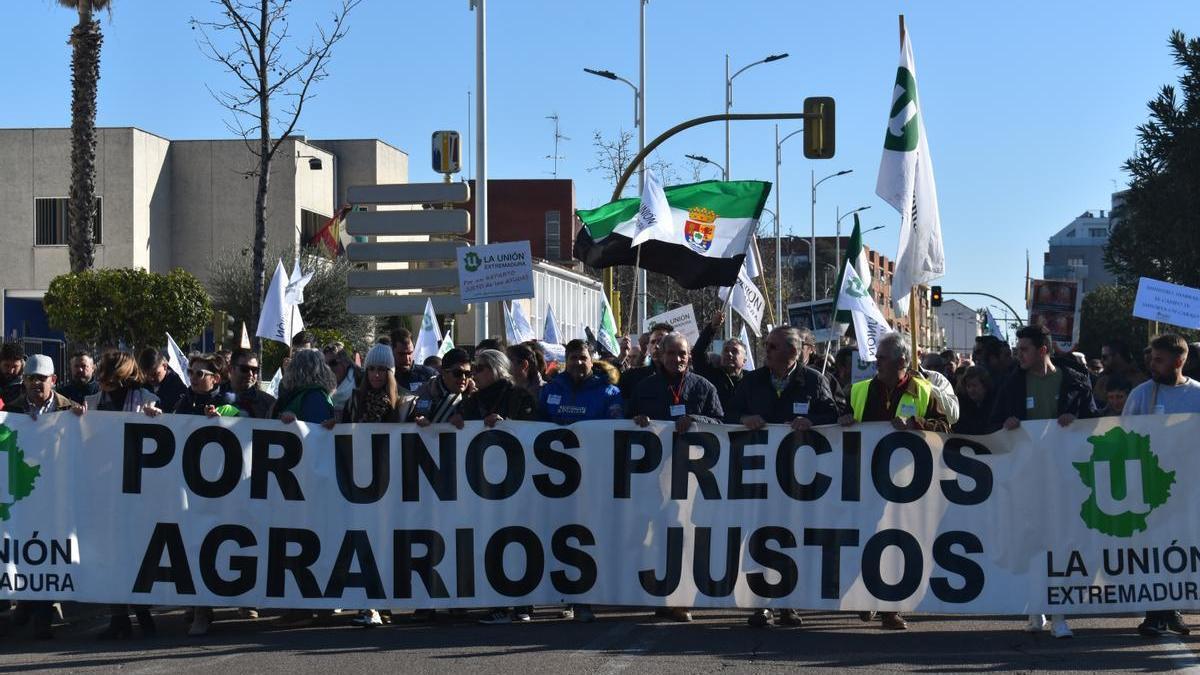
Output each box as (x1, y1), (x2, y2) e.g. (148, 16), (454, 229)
(930, 286), (943, 307)
(803, 96), (836, 159)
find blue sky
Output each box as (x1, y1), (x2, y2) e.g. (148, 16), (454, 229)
(5, 0), (1198, 324)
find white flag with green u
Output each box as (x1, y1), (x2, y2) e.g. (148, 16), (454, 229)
(876, 23), (944, 314)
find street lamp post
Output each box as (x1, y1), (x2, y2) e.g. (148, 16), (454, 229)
(774, 124), (803, 321)
(725, 52), (788, 181)
(810, 169), (852, 305)
(834, 205), (871, 269)
(684, 153), (726, 179)
(583, 0), (649, 332)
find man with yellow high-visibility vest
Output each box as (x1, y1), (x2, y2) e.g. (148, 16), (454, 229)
(838, 332), (949, 631)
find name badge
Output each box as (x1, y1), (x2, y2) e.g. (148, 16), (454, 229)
(1153, 404), (1166, 415)
(409, 382), (422, 392)
(547, 394), (562, 405)
(899, 402), (918, 418)
(1025, 396), (1036, 410)
(669, 404), (687, 417)
(793, 401), (810, 415)
(415, 399), (430, 410)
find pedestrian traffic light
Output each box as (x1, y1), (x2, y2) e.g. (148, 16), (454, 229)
(930, 286), (943, 307)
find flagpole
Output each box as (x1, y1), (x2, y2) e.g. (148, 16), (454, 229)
(626, 246), (643, 335)
(908, 284), (920, 373)
(819, 258), (846, 377)
(753, 236), (777, 326)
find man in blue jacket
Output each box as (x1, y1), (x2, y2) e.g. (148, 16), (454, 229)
(540, 339), (624, 424)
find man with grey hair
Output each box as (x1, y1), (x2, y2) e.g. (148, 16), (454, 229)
(729, 324), (839, 628)
(631, 331), (722, 624)
(691, 311), (749, 414)
(839, 331), (947, 632)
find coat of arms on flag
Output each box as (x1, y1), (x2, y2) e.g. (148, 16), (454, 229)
(683, 206), (717, 253)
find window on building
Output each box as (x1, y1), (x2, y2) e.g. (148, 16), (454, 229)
(1065, 229), (1076, 238)
(1089, 227), (1106, 238)
(35, 197), (102, 246)
(1067, 257), (1085, 268)
(545, 210), (561, 260)
(300, 209), (331, 245)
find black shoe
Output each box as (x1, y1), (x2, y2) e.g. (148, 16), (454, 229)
(135, 608), (157, 637)
(747, 609), (771, 628)
(411, 609), (437, 623)
(31, 605), (53, 640)
(880, 612), (908, 630)
(98, 614), (132, 640)
(1138, 618), (1165, 637)
(11, 603), (31, 627)
(778, 609), (804, 626)
(858, 611), (876, 622)
(1165, 611), (1191, 636)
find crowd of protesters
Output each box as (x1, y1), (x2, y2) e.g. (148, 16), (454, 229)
(0, 315), (1195, 641)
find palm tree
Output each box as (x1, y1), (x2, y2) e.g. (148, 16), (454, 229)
(59, 0), (109, 273)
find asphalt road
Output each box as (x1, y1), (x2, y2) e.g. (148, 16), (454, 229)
(1, 608), (1198, 674)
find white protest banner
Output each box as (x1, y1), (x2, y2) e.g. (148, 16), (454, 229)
(458, 241), (534, 304)
(718, 268), (766, 336)
(836, 262), (893, 362)
(164, 333), (191, 388)
(1133, 277), (1200, 329)
(255, 260), (292, 345)
(4, 412), (1200, 614)
(510, 300), (537, 343)
(644, 304), (700, 346)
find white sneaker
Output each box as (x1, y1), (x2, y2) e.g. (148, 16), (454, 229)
(1050, 615), (1073, 639)
(351, 609), (383, 627)
(1025, 614), (1047, 632)
(559, 607), (575, 620)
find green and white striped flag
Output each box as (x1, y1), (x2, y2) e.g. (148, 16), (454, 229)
(575, 180), (770, 289)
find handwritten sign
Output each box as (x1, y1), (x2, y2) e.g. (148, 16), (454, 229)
(1133, 277), (1200, 329)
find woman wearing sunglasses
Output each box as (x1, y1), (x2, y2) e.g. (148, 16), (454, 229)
(412, 348), (472, 429)
(172, 354), (238, 418)
(332, 344), (417, 427)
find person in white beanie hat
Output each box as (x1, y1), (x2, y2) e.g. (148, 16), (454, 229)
(326, 342), (413, 627)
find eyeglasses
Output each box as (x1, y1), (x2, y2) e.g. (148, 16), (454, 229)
(236, 364), (260, 375)
(448, 368), (472, 379)
(189, 368), (216, 378)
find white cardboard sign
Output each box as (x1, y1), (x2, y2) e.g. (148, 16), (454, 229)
(644, 304), (700, 346)
(1132, 277), (1200, 329)
(457, 241), (534, 304)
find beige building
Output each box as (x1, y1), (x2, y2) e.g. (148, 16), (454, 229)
(0, 127), (407, 357)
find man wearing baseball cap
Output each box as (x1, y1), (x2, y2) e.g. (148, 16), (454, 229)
(8, 355), (83, 420)
(6, 354), (81, 639)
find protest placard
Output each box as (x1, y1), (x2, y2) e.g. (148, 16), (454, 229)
(644, 304), (700, 345)
(1132, 277), (1200, 329)
(457, 241), (534, 304)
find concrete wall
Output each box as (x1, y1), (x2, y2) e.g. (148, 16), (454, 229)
(0, 128), (142, 293)
(132, 129), (172, 272)
(169, 138), (309, 283)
